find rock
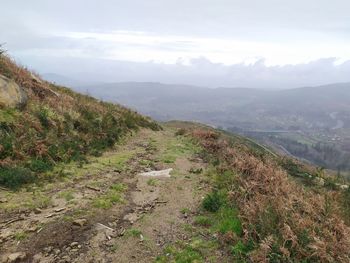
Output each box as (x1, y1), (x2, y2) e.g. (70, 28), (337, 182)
(6, 252), (26, 262)
(70, 242), (79, 247)
(33, 208), (42, 214)
(61, 255), (71, 262)
(0, 229), (12, 239)
(43, 246), (53, 253)
(123, 213), (139, 224)
(139, 168), (173, 178)
(340, 184), (349, 190)
(0, 74), (27, 109)
(73, 219), (87, 227)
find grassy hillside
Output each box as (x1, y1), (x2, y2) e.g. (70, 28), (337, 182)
(175, 123), (350, 262)
(1, 55), (349, 262)
(0, 54), (160, 189)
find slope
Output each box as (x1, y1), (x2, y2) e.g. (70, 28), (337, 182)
(1, 55), (350, 263)
(0, 53), (160, 189)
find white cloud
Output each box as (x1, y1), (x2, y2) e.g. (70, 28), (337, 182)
(54, 30), (349, 66)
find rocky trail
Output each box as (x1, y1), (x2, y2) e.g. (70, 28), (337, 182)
(0, 127), (216, 263)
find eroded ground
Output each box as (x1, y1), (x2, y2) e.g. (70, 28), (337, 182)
(0, 127), (227, 262)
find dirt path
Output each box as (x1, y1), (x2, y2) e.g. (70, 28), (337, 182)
(0, 127), (210, 263)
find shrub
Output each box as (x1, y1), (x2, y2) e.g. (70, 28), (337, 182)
(175, 128), (186, 136)
(202, 191), (226, 212)
(0, 166), (35, 189)
(36, 107), (50, 128)
(27, 159), (53, 173)
(192, 128), (350, 262)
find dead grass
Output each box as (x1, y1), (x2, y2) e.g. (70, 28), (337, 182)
(0, 53), (160, 189)
(191, 128), (350, 262)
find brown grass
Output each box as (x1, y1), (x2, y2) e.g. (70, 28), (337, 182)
(192, 129), (350, 262)
(0, 53), (160, 188)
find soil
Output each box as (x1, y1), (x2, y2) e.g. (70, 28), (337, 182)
(0, 127), (210, 263)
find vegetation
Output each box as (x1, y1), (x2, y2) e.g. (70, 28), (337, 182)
(92, 183), (127, 209)
(0, 53), (160, 189)
(189, 128), (350, 262)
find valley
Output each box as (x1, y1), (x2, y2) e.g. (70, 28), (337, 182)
(75, 82), (350, 175)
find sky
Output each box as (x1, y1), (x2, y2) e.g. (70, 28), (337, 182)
(1, 0), (350, 88)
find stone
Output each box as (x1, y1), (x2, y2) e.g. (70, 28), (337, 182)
(139, 168), (173, 178)
(70, 242), (79, 247)
(123, 213), (139, 224)
(6, 252), (26, 262)
(340, 184), (349, 190)
(33, 208), (42, 214)
(72, 219), (87, 227)
(61, 255), (71, 262)
(0, 74), (27, 109)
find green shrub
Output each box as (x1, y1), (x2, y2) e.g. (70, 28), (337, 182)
(202, 191), (226, 212)
(27, 159), (53, 173)
(175, 128), (186, 136)
(0, 166), (35, 189)
(36, 108), (50, 128)
(0, 133), (14, 159)
(231, 240), (254, 257)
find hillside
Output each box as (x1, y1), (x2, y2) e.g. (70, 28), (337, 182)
(0, 55), (160, 189)
(76, 82), (350, 172)
(1, 56), (350, 262)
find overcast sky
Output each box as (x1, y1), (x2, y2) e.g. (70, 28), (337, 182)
(1, 0), (350, 88)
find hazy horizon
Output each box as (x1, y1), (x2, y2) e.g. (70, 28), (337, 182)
(1, 0), (350, 88)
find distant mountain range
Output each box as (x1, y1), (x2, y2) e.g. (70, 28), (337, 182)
(72, 81), (350, 131)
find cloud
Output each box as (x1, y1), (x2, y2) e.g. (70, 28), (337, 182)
(1, 0), (350, 88)
(16, 54), (350, 89)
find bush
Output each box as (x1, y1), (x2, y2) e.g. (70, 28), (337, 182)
(36, 108), (50, 128)
(175, 128), (186, 136)
(27, 159), (53, 173)
(0, 166), (35, 189)
(202, 191), (226, 212)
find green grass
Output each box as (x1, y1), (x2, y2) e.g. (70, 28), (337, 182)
(147, 178), (158, 186)
(159, 136), (200, 164)
(24, 192), (52, 209)
(14, 231), (28, 241)
(156, 238), (219, 263)
(180, 208), (191, 214)
(214, 207), (242, 235)
(139, 159), (153, 166)
(194, 216), (212, 227)
(92, 183), (127, 209)
(59, 190), (75, 202)
(126, 228), (142, 237)
(0, 108), (19, 123)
